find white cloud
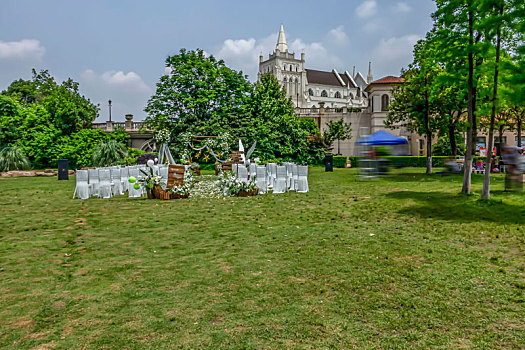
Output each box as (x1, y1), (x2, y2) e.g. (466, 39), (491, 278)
(0, 39), (45, 61)
(394, 2), (411, 13)
(356, 0), (377, 18)
(80, 69), (152, 122)
(327, 25), (348, 46)
(289, 39), (344, 69)
(82, 69), (151, 94)
(215, 33), (277, 79)
(371, 34), (421, 75)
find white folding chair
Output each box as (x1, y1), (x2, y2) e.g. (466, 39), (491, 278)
(296, 166), (309, 193)
(73, 170), (90, 199)
(266, 163), (276, 188)
(110, 168), (122, 195)
(159, 166), (169, 190)
(249, 163), (257, 180)
(290, 164), (298, 191)
(128, 168), (143, 198)
(88, 169), (100, 197)
(273, 166), (288, 194)
(255, 166), (268, 194)
(237, 165), (249, 183)
(98, 169), (113, 199)
(120, 167), (129, 193)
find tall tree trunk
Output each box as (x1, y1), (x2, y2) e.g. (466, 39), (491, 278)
(518, 111), (523, 147)
(462, 8), (475, 194)
(426, 131), (433, 174)
(425, 83), (432, 174)
(498, 124), (504, 156)
(481, 1), (503, 200)
(448, 123), (457, 157)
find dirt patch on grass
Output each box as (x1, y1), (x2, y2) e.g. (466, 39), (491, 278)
(31, 342), (57, 350)
(8, 318), (36, 328)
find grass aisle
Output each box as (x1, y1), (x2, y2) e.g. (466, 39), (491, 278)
(0, 168), (524, 349)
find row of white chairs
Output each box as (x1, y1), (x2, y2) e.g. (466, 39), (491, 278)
(232, 163), (309, 194)
(73, 165), (172, 200)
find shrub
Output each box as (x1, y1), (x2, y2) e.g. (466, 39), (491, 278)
(0, 146), (31, 171)
(56, 129), (109, 169)
(92, 140), (128, 167)
(333, 156), (347, 168)
(137, 153), (157, 165)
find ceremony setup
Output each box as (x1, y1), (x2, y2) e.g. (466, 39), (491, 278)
(72, 134), (309, 200)
(2, 1), (525, 348)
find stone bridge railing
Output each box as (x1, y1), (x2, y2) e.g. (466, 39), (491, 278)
(91, 114), (150, 132)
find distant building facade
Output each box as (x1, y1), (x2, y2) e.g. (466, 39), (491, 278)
(258, 25), (370, 109)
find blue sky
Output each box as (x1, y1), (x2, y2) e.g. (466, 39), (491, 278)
(0, 0), (436, 121)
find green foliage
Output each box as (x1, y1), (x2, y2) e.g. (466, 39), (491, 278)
(109, 126), (130, 145)
(322, 119), (352, 150)
(117, 148), (146, 166)
(433, 134), (466, 156)
(92, 140), (128, 167)
(374, 146), (392, 157)
(0, 145), (31, 171)
(1, 70), (101, 169)
(247, 74), (324, 164)
(145, 49), (252, 137)
(332, 156), (347, 168)
(57, 129), (110, 169)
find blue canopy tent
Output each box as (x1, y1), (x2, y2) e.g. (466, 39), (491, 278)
(357, 130), (408, 145)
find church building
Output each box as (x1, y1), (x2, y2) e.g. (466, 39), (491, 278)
(258, 25), (372, 109)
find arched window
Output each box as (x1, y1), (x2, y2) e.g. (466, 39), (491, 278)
(295, 78), (299, 83)
(335, 91), (342, 98)
(290, 65), (293, 71)
(308, 88), (314, 96)
(349, 93), (354, 99)
(381, 94), (389, 111)
(296, 66), (298, 72)
(321, 90), (328, 97)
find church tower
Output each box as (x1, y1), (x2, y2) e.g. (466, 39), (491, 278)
(258, 24), (307, 107)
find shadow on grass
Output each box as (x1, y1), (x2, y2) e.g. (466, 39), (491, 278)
(386, 191), (525, 224)
(379, 172), (492, 184)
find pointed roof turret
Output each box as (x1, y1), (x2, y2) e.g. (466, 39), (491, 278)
(276, 24), (288, 53)
(367, 61), (373, 84)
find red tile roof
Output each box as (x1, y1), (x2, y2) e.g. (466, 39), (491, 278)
(364, 76), (404, 92)
(370, 76), (404, 84)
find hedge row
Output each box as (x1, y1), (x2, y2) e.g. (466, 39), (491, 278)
(331, 156), (486, 168)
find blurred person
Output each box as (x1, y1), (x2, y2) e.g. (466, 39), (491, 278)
(502, 146), (523, 191)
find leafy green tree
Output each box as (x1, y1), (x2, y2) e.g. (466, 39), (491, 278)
(247, 74), (323, 163)
(3, 69), (99, 135)
(322, 119), (352, 153)
(144, 49), (252, 137)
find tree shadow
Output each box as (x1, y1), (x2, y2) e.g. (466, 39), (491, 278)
(385, 191), (525, 224)
(379, 172), (493, 184)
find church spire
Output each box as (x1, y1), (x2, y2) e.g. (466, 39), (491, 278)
(367, 61), (373, 84)
(276, 24), (288, 53)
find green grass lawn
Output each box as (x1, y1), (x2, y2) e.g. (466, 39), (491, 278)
(0, 168), (524, 349)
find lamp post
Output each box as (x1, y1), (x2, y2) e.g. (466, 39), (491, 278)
(108, 99), (112, 122)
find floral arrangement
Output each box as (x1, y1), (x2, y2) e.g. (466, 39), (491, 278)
(138, 167), (164, 190)
(216, 171), (257, 196)
(168, 167), (196, 197)
(155, 129), (171, 144)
